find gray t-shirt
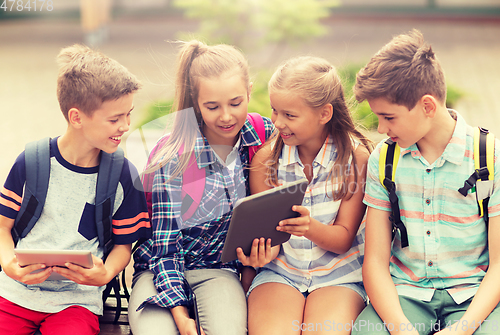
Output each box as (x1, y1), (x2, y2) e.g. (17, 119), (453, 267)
(0, 138), (151, 315)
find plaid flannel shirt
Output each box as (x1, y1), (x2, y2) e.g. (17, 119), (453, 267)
(134, 116), (274, 310)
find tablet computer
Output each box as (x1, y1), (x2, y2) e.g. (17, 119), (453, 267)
(15, 249), (93, 281)
(221, 178), (308, 263)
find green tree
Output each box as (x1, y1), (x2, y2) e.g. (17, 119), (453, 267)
(173, 0), (253, 46)
(173, 0), (337, 50)
(255, 0), (330, 47)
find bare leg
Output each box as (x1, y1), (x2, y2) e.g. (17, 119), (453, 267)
(248, 282), (306, 335)
(303, 286), (365, 335)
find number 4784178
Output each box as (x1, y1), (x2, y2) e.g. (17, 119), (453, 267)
(1, 0), (54, 11)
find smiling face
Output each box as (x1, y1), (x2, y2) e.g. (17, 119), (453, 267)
(196, 71), (250, 146)
(270, 89), (329, 151)
(368, 96), (430, 149)
(79, 93), (134, 154)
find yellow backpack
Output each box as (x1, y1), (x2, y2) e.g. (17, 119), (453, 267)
(379, 127), (495, 248)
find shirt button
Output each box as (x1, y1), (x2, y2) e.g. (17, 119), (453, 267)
(426, 230), (431, 236)
(428, 261), (433, 267)
(426, 169), (431, 173)
(425, 199), (431, 205)
(304, 199), (310, 204)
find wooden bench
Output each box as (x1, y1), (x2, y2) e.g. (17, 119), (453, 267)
(100, 263), (134, 335)
(100, 293), (131, 335)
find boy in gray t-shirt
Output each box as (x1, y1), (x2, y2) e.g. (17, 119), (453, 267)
(0, 44), (151, 335)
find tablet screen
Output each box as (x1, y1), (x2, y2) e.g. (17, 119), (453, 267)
(221, 178), (308, 263)
(15, 249), (93, 281)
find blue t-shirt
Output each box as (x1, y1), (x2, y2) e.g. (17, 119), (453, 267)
(0, 137), (151, 315)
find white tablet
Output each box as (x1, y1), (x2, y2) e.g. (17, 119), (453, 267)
(221, 178), (309, 263)
(15, 249), (93, 281)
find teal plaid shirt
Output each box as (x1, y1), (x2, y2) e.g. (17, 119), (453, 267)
(134, 116), (274, 310)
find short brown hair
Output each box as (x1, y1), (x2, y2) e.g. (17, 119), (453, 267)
(56, 44), (141, 120)
(354, 29), (446, 110)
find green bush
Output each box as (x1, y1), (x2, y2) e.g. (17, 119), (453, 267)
(248, 71), (273, 119)
(337, 64), (379, 131)
(138, 99), (173, 129)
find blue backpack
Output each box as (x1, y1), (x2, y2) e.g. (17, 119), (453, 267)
(12, 137), (124, 256)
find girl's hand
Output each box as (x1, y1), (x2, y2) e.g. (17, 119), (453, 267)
(237, 238), (275, 268)
(3, 255), (53, 285)
(172, 305), (206, 335)
(52, 254), (110, 286)
(276, 205), (312, 237)
(177, 316), (206, 335)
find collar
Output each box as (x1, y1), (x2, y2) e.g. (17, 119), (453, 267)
(281, 135), (335, 168)
(193, 117), (260, 168)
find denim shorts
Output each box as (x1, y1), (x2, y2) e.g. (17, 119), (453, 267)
(248, 268), (367, 302)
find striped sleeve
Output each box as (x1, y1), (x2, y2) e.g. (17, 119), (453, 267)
(111, 159), (151, 244)
(0, 152), (26, 219)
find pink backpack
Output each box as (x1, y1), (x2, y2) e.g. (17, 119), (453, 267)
(143, 113), (266, 221)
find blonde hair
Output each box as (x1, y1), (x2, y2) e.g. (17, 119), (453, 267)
(56, 44), (141, 120)
(354, 29), (446, 109)
(267, 56), (372, 200)
(144, 40), (250, 179)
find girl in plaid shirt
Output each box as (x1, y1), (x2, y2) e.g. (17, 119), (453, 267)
(128, 40), (274, 335)
(246, 56), (373, 335)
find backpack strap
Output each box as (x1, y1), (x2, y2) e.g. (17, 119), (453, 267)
(379, 139), (409, 248)
(246, 112), (266, 162)
(458, 127), (495, 223)
(179, 143), (205, 222)
(141, 135), (206, 223)
(180, 113), (266, 221)
(12, 137), (51, 244)
(95, 147), (125, 258)
(142, 136), (170, 220)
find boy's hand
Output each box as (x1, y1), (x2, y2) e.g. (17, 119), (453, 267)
(2, 255), (53, 285)
(52, 254), (110, 286)
(236, 238), (274, 268)
(276, 205), (312, 237)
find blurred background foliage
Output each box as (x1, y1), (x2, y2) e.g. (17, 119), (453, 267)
(138, 62), (465, 132)
(172, 0), (337, 49)
(137, 0), (465, 133)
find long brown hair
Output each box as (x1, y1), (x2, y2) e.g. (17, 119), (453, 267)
(267, 56), (372, 200)
(143, 40), (250, 180)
